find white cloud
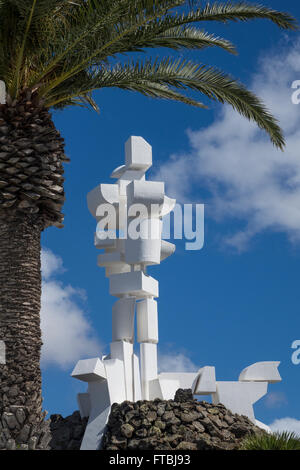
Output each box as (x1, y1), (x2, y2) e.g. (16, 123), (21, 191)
(157, 39), (300, 250)
(269, 417), (300, 436)
(158, 350), (198, 373)
(41, 248), (64, 280)
(41, 248), (101, 369)
(264, 391), (288, 408)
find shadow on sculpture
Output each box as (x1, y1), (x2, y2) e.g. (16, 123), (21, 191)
(71, 136), (281, 450)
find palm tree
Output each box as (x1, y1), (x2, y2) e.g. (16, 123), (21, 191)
(0, 0), (297, 449)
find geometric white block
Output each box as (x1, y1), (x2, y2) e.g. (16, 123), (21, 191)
(133, 354), (142, 402)
(192, 366), (217, 395)
(212, 381), (268, 423)
(255, 420), (271, 433)
(148, 378), (164, 400)
(94, 234), (116, 250)
(97, 251), (131, 277)
(77, 393), (91, 418)
(109, 270), (158, 298)
(111, 165), (146, 182)
(81, 380), (111, 450)
(160, 379), (180, 400)
(98, 252), (131, 277)
(104, 358), (127, 404)
(127, 180), (165, 210)
(110, 341), (134, 401)
(136, 299), (158, 343)
(158, 372), (198, 390)
(105, 264), (131, 278)
(71, 358), (106, 382)
(0, 81), (5, 105)
(140, 342), (158, 400)
(112, 298), (135, 342)
(125, 136), (152, 171)
(105, 263), (131, 277)
(98, 251), (123, 266)
(160, 195), (176, 217)
(239, 361), (281, 383)
(160, 240), (176, 261)
(81, 405), (111, 450)
(0, 340), (5, 364)
(125, 219), (162, 265)
(87, 183), (119, 219)
(149, 377), (180, 401)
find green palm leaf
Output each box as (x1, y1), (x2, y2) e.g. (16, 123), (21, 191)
(0, 0), (298, 149)
(166, 1), (298, 29)
(47, 58), (283, 148)
(130, 26), (237, 54)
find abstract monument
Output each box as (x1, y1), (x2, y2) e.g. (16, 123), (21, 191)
(72, 136), (281, 450)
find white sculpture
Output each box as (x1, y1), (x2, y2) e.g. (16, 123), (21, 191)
(72, 136), (282, 450)
(72, 136), (176, 449)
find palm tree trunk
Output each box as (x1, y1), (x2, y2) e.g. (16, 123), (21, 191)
(0, 90), (66, 450)
(0, 213), (51, 450)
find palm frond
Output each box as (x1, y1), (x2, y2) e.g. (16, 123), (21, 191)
(28, 0), (184, 92)
(159, 1), (298, 30)
(10, 0), (38, 97)
(0, 0), (297, 149)
(145, 26), (237, 54)
(46, 57), (284, 149)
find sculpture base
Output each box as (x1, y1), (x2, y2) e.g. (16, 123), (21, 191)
(72, 349), (279, 450)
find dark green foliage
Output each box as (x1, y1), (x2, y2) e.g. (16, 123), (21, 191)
(0, 0), (298, 148)
(240, 431), (300, 450)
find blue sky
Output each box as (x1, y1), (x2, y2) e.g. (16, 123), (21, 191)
(40, 1), (300, 432)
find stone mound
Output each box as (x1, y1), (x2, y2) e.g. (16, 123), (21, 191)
(49, 411), (88, 450)
(102, 390), (264, 451)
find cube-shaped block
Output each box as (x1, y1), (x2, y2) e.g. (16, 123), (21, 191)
(158, 372), (198, 390)
(239, 362), (281, 383)
(109, 271), (158, 298)
(136, 299), (158, 343)
(193, 367), (216, 395)
(110, 341), (134, 401)
(94, 233), (116, 250)
(160, 195), (176, 217)
(87, 184), (119, 219)
(98, 252), (131, 277)
(149, 378), (180, 401)
(212, 381), (268, 423)
(160, 240), (176, 262)
(98, 252), (122, 266)
(125, 239), (162, 266)
(125, 136), (152, 171)
(111, 165), (147, 186)
(71, 358), (106, 382)
(105, 264), (131, 278)
(81, 381), (111, 450)
(104, 358), (127, 404)
(112, 298), (135, 342)
(127, 180), (165, 210)
(140, 342), (158, 400)
(125, 218), (162, 265)
(133, 354), (142, 401)
(77, 393), (91, 418)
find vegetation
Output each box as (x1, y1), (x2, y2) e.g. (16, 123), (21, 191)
(240, 431), (300, 451)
